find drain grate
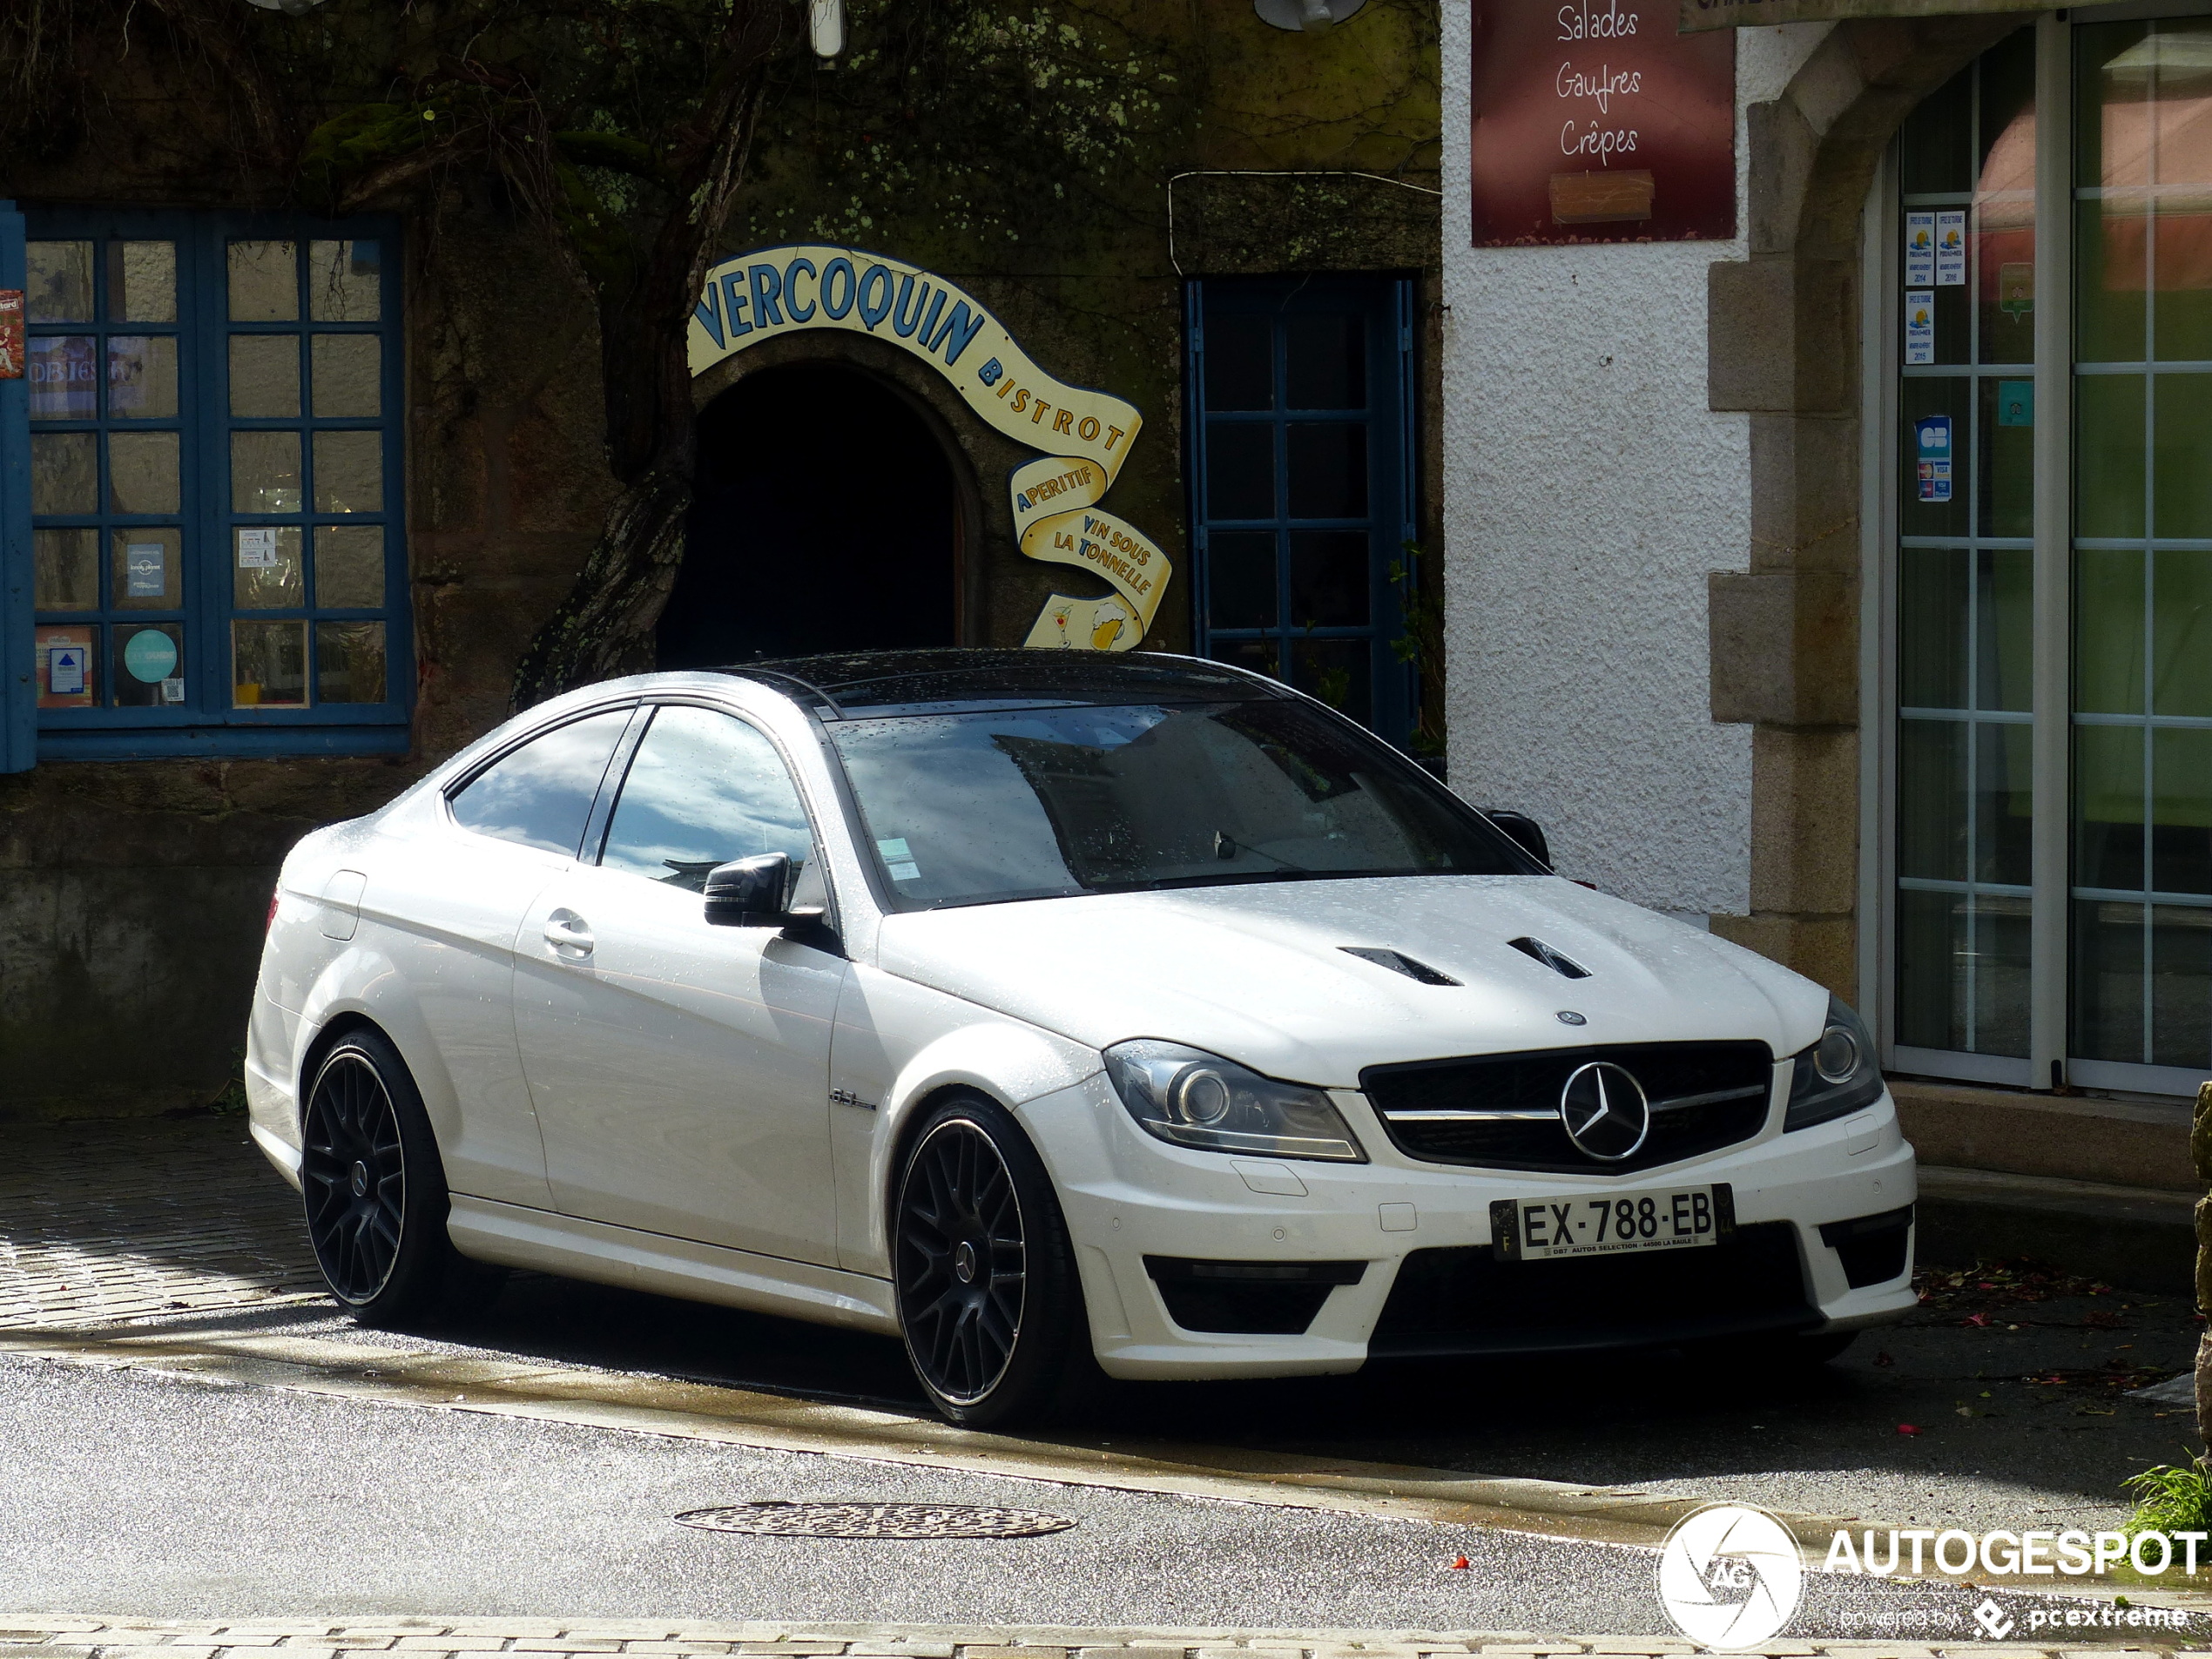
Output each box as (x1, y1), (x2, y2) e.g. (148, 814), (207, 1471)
(675, 1501), (1079, 1539)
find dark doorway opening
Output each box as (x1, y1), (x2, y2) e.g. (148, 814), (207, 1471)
(658, 362), (959, 668)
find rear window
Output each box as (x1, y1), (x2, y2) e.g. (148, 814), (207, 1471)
(447, 708), (631, 857)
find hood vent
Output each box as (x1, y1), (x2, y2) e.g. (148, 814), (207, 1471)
(1507, 936), (1591, 980)
(1341, 946), (1461, 987)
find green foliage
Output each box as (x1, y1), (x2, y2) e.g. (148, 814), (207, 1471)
(2123, 1451), (2212, 1541)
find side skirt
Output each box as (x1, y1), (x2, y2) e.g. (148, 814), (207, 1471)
(446, 1194), (900, 1336)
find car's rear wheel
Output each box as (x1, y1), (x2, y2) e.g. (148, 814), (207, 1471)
(893, 1094), (1095, 1426)
(300, 1028), (496, 1325)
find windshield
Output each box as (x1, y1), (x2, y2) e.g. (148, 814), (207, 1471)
(825, 698), (1531, 908)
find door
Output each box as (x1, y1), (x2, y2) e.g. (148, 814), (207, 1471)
(1188, 274), (1419, 746)
(513, 701), (846, 1264)
(392, 702), (636, 1204)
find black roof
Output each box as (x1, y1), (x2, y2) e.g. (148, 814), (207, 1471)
(712, 649), (1285, 718)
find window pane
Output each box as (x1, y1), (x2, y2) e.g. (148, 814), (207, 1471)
(1207, 530), (1276, 630)
(112, 528), (183, 610)
(1900, 378), (1972, 539)
(2073, 897), (2145, 1062)
(1288, 529), (1369, 626)
(1898, 717), (1968, 881)
(107, 241), (177, 324)
(2155, 373), (2212, 536)
(1900, 547), (1968, 709)
(2076, 373), (2146, 536)
(1977, 376), (2033, 537)
(1978, 549), (2033, 712)
(2151, 904), (2212, 1069)
(30, 433), (96, 515)
(33, 529), (98, 610)
(1977, 720), (2033, 886)
(108, 430), (180, 514)
(231, 619), (307, 707)
(2155, 200), (2212, 361)
(114, 623), (184, 708)
(2155, 549), (2212, 716)
(600, 706), (814, 888)
(2076, 723), (2147, 893)
(34, 625), (98, 709)
(107, 336), (179, 420)
(232, 430), (302, 513)
(27, 242), (93, 323)
(447, 708), (634, 856)
(1204, 314), (1271, 412)
(28, 336), (97, 419)
(229, 335), (300, 418)
(1211, 638), (1279, 681)
(1285, 315), (1363, 410)
(311, 334), (380, 417)
(233, 525), (304, 610)
(1896, 887), (1966, 1049)
(2077, 547), (2145, 714)
(2151, 725), (2212, 894)
(1973, 30), (2036, 368)
(1902, 64), (1973, 194)
(1205, 423), (1274, 520)
(315, 621), (387, 705)
(1285, 423), (1366, 518)
(308, 240), (381, 321)
(314, 525), (385, 609)
(1973, 894), (2033, 1057)
(1289, 637), (1372, 724)
(313, 430), (383, 513)
(2077, 200), (2147, 364)
(229, 240), (298, 321)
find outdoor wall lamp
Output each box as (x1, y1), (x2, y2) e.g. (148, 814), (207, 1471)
(1253, 0), (1366, 30)
(811, 0), (845, 59)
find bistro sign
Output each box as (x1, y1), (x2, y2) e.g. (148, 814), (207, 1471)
(689, 244), (1170, 651)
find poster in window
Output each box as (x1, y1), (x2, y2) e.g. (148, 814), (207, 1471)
(1469, 0), (1736, 246)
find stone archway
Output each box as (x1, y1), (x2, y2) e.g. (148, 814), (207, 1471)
(1706, 16), (2024, 997)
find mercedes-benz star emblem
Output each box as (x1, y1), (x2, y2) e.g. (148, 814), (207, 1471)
(1559, 1061), (1651, 1161)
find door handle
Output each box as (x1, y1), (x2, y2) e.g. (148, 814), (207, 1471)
(543, 910), (595, 959)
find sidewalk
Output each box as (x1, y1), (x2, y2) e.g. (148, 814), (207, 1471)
(0, 1619), (2197, 1659)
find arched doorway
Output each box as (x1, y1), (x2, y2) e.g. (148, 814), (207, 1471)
(658, 362), (960, 667)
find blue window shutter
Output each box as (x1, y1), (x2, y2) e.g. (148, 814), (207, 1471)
(0, 201), (29, 773)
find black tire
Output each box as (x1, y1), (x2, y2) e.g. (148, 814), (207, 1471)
(892, 1093), (1096, 1427)
(300, 1027), (499, 1325)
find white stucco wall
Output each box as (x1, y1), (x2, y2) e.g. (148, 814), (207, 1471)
(1440, 15), (1831, 923)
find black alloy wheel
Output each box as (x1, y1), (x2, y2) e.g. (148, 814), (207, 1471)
(893, 1095), (1096, 1426)
(300, 1027), (495, 1324)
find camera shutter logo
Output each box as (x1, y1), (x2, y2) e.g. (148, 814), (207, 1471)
(1656, 1503), (1804, 1649)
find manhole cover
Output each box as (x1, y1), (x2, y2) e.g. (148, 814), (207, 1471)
(674, 1501), (1079, 1539)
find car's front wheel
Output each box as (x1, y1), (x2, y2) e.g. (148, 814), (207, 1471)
(300, 1027), (495, 1325)
(893, 1094), (1094, 1426)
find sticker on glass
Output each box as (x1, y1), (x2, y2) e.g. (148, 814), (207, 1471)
(2000, 260), (2034, 319)
(123, 628), (179, 684)
(1905, 212), (1935, 287)
(47, 644), (85, 696)
(160, 677), (185, 704)
(1935, 210), (1966, 286)
(237, 526), (280, 570)
(1998, 379), (2033, 427)
(1915, 414), (1952, 503)
(876, 837), (921, 881)
(1905, 291), (1934, 366)
(125, 541), (165, 597)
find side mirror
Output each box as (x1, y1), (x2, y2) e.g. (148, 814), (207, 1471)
(704, 853), (795, 927)
(1486, 810), (1551, 870)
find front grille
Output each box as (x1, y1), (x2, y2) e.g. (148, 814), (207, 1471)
(1359, 1041), (1775, 1174)
(1368, 1223), (1814, 1359)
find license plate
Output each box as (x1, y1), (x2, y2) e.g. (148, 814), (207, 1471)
(1490, 1184), (1735, 1263)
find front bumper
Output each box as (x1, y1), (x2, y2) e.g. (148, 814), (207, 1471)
(1017, 1070), (1918, 1381)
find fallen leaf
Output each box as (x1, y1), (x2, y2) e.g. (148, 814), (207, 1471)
(1874, 1351), (1895, 1367)
(1898, 1423), (1923, 1435)
(1449, 1554), (1469, 1570)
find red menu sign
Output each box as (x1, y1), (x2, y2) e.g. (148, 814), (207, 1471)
(1470, 0), (1736, 246)
(0, 291), (21, 380)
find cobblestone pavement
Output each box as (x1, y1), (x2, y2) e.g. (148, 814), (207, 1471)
(0, 1117), (324, 1328)
(0, 1621), (2202, 1659)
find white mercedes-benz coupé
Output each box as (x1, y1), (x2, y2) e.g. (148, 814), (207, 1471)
(246, 651), (1915, 1424)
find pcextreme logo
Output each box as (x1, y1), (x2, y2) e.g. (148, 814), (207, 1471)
(1656, 1504), (1804, 1649)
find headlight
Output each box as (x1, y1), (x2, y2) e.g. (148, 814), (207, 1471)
(1102, 1040), (1366, 1163)
(1784, 995), (1885, 1130)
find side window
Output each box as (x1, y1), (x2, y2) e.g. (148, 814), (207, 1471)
(447, 707), (632, 856)
(598, 705), (813, 891)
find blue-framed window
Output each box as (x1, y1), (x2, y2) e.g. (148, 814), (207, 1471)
(1186, 275), (1418, 745)
(18, 210), (408, 759)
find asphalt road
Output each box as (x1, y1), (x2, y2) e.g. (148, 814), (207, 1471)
(0, 1348), (2173, 1641)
